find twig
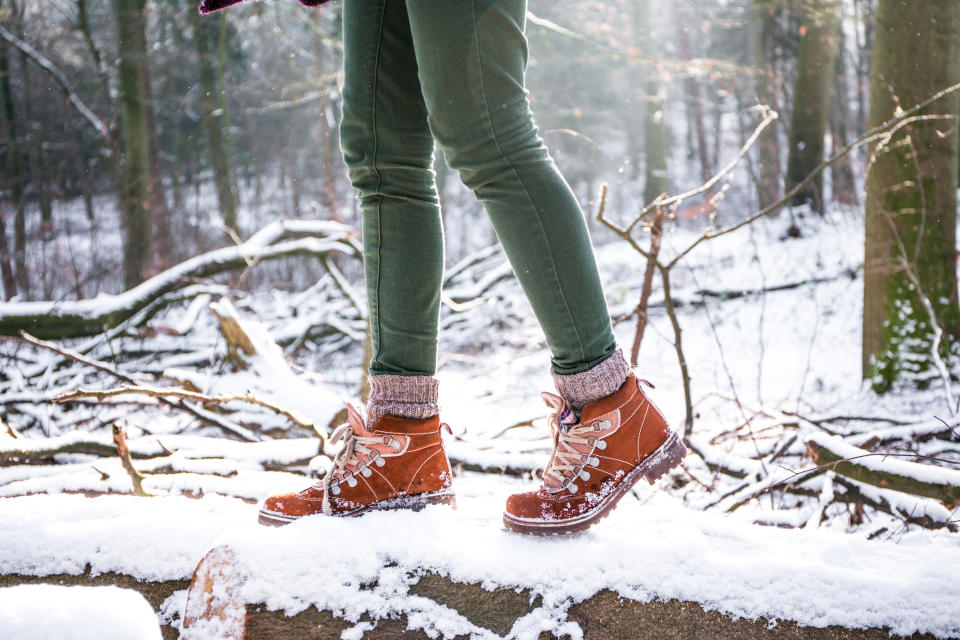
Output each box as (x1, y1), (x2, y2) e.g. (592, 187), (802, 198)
(113, 423), (150, 497)
(54, 384), (326, 444)
(2, 417), (21, 439)
(630, 203), (666, 367)
(8, 332), (259, 441)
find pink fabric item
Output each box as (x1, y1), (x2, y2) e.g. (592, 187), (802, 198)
(198, 0), (330, 16)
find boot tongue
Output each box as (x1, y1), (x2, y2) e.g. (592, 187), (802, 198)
(346, 403), (370, 436)
(541, 392), (581, 490)
(541, 391), (579, 433)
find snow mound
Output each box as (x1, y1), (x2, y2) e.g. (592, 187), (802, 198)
(3, 475), (960, 638)
(0, 585), (162, 640)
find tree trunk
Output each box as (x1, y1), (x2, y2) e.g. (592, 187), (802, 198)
(830, 25), (858, 206)
(636, 0), (668, 206)
(314, 27), (341, 220)
(190, 6), (237, 234)
(0, 202), (15, 300)
(0, 1), (27, 298)
(752, 0), (782, 209)
(112, 0), (153, 288)
(673, 3), (711, 187)
(19, 51), (53, 240)
(785, 1), (840, 216)
(862, 0), (960, 391)
(136, 3), (172, 269)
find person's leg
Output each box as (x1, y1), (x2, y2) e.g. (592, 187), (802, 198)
(403, 0), (684, 535)
(404, 0), (628, 405)
(258, 0), (458, 527)
(340, 0), (444, 423)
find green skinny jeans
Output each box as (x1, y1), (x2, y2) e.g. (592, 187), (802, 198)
(340, 0), (617, 376)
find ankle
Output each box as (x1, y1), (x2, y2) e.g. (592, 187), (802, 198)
(366, 374), (440, 427)
(551, 349), (630, 413)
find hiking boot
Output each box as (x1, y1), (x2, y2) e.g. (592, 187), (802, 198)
(258, 404), (455, 526)
(503, 372), (685, 535)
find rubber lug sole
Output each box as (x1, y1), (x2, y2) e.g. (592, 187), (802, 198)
(257, 487), (457, 527)
(502, 431), (687, 536)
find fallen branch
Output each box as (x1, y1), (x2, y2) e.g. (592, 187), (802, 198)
(7, 333), (259, 441)
(54, 384), (324, 445)
(0, 220), (359, 338)
(805, 432), (960, 507)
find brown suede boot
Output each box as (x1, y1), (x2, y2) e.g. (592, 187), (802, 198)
(258, 404), (455, 526)
(503, 373), (686, 535)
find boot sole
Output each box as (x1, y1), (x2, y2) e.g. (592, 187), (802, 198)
(502, 431), (686, 536)
(257, 487), (457, 527)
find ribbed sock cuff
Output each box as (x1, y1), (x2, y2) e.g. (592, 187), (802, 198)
(366, 374), (440, 426)
(551, 349), (630, 412)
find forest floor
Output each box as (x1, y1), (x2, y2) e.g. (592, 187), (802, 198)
(1, 198), (958, 639)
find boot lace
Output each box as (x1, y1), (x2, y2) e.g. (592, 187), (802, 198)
(320, 422), (397, 515)
(543, 417), (606, 494)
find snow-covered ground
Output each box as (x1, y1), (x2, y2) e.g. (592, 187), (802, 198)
(3, 478), (959, 639)
(2, 188), (959, 637)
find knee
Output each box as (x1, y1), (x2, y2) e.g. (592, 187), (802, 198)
(340, 113), (438, 204)
(428, 98), (549, 192)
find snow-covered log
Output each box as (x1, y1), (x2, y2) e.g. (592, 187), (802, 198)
(806, 432), (960, 507)
(0, 220), (360, 338)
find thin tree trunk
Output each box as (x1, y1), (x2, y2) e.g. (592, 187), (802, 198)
(136, 3), (172, 268)
(637, 0), (668, 206)
(314, 28), (341, 220)
(112, 0), (153, 288)
(190, 6), (237, 233)
(830, 26), (857, 206)
(19, 51), (53, 238)
(752, 0), (782, 209)
(674, 3), (711, 186)
(785, 1), (841, 215)
(862, 0), (960, 390)
(0, 1), (27, 298)
(0, 203), (15, 299)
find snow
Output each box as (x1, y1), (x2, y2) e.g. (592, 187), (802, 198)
(3, 477), (960, 638)
(807, 431), (960, 488)
(0, 585), (162, 640)
(2, 176), (960, 638)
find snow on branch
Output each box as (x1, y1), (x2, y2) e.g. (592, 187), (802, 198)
(0, 220), (360, 338)
(805, 432), (960, 507)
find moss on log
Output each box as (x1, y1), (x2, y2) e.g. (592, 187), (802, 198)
(807, 439), (960, 507)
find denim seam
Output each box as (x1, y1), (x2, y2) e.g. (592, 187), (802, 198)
(469, 0), (587, 366)
(369, 0), (387, 374)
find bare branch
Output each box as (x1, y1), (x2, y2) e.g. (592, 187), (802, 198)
(0, 23), (108, 137)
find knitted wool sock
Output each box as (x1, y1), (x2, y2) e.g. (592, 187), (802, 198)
(366, 374), (440, 428)
(551, 349), (631, 414)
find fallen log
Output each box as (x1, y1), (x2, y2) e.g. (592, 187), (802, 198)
(0, 220), (360, 338)
(805, 432), (960, 507)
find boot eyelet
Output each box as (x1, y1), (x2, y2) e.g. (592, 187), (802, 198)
(596, 440), (607, 450)
(567, 483), (579, 495)
(386, 437), (402, 450)
(330, 484), (341, 496)
(357, 462), (372, 478)
(589, 456), (600, 466)
(374, 455), (386, 467)
(345, 472), (358, 487)
(579, 470), (591, 481)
